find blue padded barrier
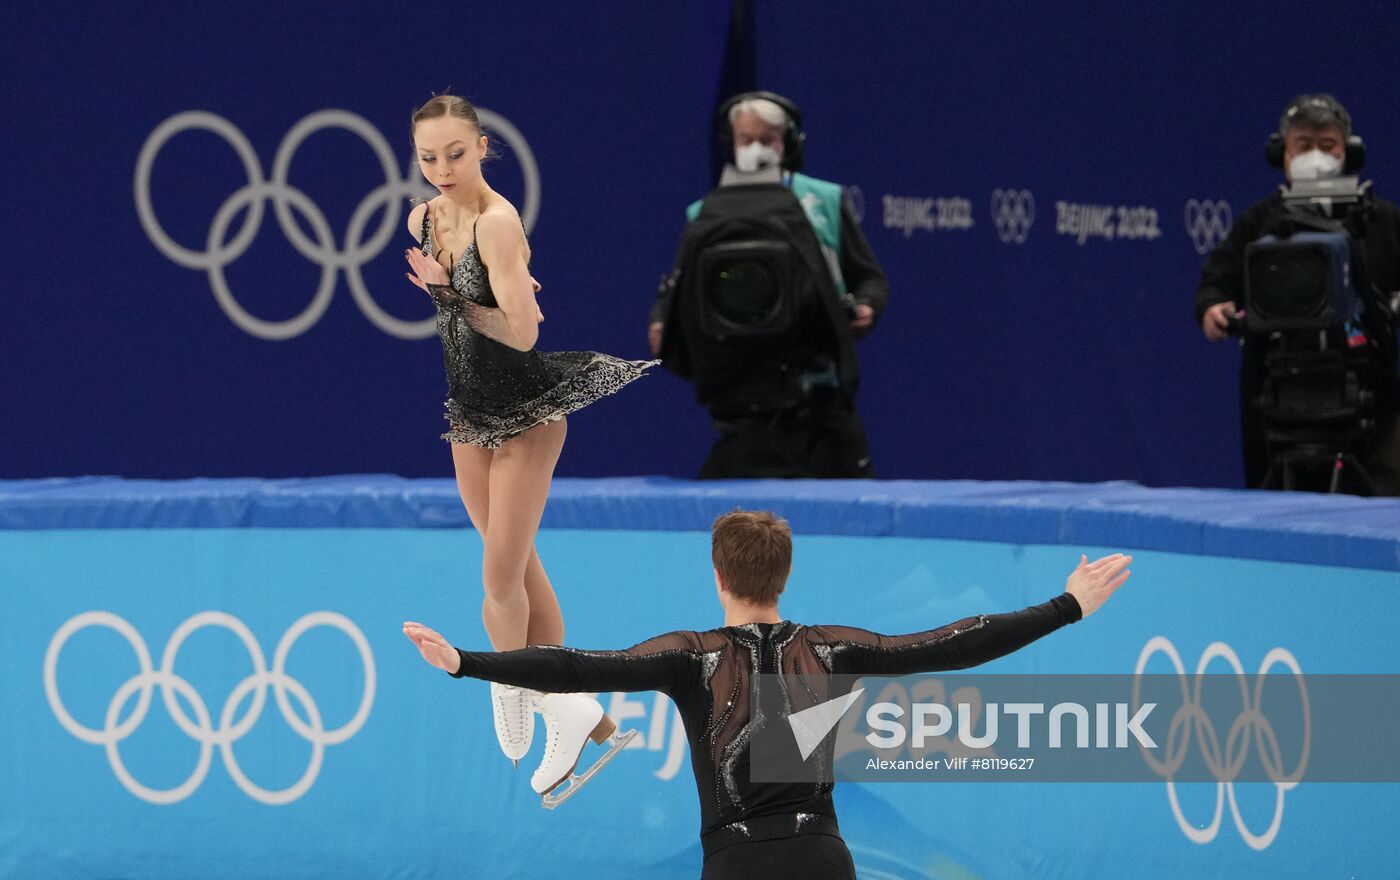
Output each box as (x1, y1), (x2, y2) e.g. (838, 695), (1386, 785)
(3, 476), (1399, 570)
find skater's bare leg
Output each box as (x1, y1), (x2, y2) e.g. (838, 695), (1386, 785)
(481, 417), (566, 651)
(450, 441), (493, 534)
(451, 441), (564, 648)
(523, 548), (564, 646)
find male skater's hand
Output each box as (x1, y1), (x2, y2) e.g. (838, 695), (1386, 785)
(403, 622), (462, 674)
(1064, 553), (1133, 618)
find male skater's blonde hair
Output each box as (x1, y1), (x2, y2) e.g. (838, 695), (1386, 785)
(711, 510), (792, 605)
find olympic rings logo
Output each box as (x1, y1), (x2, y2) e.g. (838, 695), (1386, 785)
(134, 108), (540, 341)
(991, 188), (1035, 244)
(44, 610), (375, 805)
(1132, 636), (1309, 850)
(1184, 198), (1232, 255)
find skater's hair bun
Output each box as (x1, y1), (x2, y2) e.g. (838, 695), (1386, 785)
(712, 509), (792, 605)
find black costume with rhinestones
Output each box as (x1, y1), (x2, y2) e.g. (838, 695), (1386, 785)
(419, 209), (655, 448)
(448, 593), (1082, 877)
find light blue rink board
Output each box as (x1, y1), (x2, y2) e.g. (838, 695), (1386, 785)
(2, 478), (1399, 879)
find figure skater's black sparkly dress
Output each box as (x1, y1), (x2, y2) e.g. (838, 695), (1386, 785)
(446, 593), (1083, 879)
(420, 209), (655, 447)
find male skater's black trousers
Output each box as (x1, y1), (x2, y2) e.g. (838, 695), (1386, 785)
(700, 831), (855, 880)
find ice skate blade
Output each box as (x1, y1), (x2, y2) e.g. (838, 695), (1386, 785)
(540, 729), (639, 810)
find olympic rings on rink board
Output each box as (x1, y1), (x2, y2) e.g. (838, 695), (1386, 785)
(1132, 636), (1309, 851)
(44, 610), (376, 805)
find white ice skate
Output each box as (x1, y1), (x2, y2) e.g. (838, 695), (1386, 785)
(490, 682), (537, 766)
(531, 693), (639, 809)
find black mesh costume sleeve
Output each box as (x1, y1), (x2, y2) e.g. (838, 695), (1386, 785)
(449, 631), (707, 696)
(806, 593), (1082, 676)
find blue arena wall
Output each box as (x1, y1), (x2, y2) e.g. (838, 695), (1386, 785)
(4, 1), (1400, 488)
(3, 477), (1398, 879)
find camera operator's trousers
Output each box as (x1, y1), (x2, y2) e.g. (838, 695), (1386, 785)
(699, 400), (873, 479)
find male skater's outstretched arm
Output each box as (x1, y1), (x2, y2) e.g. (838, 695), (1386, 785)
(807, 552), (1127, 676)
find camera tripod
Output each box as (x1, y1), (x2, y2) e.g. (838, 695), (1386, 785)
(1255, 346), (1383, 495)
(1260, 442), (1382, 494)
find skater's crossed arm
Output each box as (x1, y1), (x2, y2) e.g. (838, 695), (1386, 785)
(470, 209), (543, 351)
(403, 623), (706, 696)
(806, 553), (1131, 677)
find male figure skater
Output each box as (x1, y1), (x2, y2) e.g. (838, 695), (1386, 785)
(404, 510), (1132, 878)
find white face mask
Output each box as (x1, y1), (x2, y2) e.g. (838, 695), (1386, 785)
(1287, 148), (1343, 182)
(735, 142), (781, 172)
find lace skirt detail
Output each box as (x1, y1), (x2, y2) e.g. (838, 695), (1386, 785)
(442, 352), (658, 448)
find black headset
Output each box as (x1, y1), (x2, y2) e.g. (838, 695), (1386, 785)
(715, 90), (806, 172)
(1265, 94), (1366, 174)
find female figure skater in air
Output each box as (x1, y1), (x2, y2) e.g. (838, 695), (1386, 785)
(402, 93), (655, 804)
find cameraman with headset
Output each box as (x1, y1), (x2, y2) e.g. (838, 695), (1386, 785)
(648, 91), (889, 478)
(1195, 94), (1400, 493)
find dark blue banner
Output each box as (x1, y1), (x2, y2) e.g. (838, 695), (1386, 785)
(754, 0), (1400, 486)
(2, 1), (730, 478)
